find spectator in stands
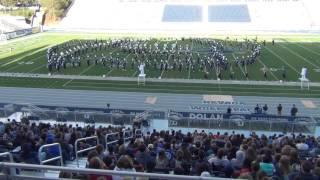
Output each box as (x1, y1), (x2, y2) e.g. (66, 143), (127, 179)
(103, 155), (115, 170)
(0, 122), (4, 135)
(46, 133), (61, 162)
(275, 155), (290, 180)
(208, 148), (230, 170)
(277, 104), (283, 116)
(313, 159), (320, 177)
(20, 141), (38, 164)
(289, 160), (318, 180)
(263, 104), (268, 114)
(289, 149), (301, 172)
(250, 160), (260, 180)
(174, 150), (184, 169)
(257, 170), (269, 180)
(59, 171), (73, 179)
(3, 120), (320, 179)
(88, 156), (112, 180)
(86, 150), (99, 168)
(113, 155), (136, 180)
(259, 149), (275, 176)
(254, 104), (262, 114)
(227, 107), (232, 114)
(135, 144), (153, 168)
(96, 144), (106, 160)
(194, 150), (211, 175)
(237, 158), (252, 178)
(296, 139), (309, 151)
(155, 149), (169, 169)
(231, 150), (245, 170)
(291, 104), (298, 117)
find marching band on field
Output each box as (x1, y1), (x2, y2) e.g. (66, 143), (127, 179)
(46, 38), (262, 79)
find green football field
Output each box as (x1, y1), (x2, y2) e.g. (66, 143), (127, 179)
(1, 32), (320, 97)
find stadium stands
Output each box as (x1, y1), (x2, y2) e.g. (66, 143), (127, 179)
(1, 120), (320, 179)
(162, 5), (202, 22)
(0, 16), (30, 33)
(57, 0), (320, 33)
(208, 5), (251, 22)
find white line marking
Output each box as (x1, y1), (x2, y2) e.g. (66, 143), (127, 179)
(62, 79), (73, 87)
(278, 43), (320, 69)
(257, 58), (279, 80)
(1, 48), (46, 68)
(264, 46), (300, 74)
(131, 71), (138, 77)
(293, 43), (320, 57)
(106, 68), (114, 76)
(232, 54), (247, 79)
(79, 65), (95, 75)
(188, 60), (192, 79)
(4, 55), (46, 72)
(28, 64), (46, 73)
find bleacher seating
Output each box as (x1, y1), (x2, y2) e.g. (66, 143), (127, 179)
(57, 0), (320, 33)
(208, 5), (251, 22)
(1, 119), (320, 180)
(162, 5), (202, 22)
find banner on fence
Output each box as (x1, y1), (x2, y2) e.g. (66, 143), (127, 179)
(168, 110), (313, 122)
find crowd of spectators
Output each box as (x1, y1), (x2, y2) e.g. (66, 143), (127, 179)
(1, 120), (320, 180)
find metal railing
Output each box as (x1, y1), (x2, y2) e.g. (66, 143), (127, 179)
(0, 162), (227, 180)
(75, 136), (99, 167)
(168, 118), (318, 134)
(123, 130), (133, 142)
(105, 132), (120, 147)
(0, 152), (15, 175)
(135, 129), (143, 138)
(0, 152), (13, 162)
(38, 143), (63, 166)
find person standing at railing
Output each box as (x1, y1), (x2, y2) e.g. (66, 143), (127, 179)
(45, 133), (61, 164)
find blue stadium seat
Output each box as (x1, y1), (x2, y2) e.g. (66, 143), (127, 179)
(208, 5), (251, 22)
(162, 5), (202, 22)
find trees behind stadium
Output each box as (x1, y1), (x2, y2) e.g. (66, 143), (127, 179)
(0, 0), (72, 22)
(0, 0), (37, 7)
(41, 0), (72, 21)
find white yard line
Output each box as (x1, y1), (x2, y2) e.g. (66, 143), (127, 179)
(131, 70), (138, 77)
(188, 39), (194, 79)
(292, 43), (320, 57)
(264, 46), (300, 74)
(62, 79), (73, 87)
(106, 68), (114, 76)
(28, 64), (46, 73)
(257, 58), (279, 80)
(278, 44), (320, 69)
(232, 54), (246, 78)
(160, 69), (165, 78)
(160, 54), (172, 79)
(188, 62), (191, 79)
(4, 55), (46, 72)
(1, 48), (46, 68)
(79, 65), (95, 75)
